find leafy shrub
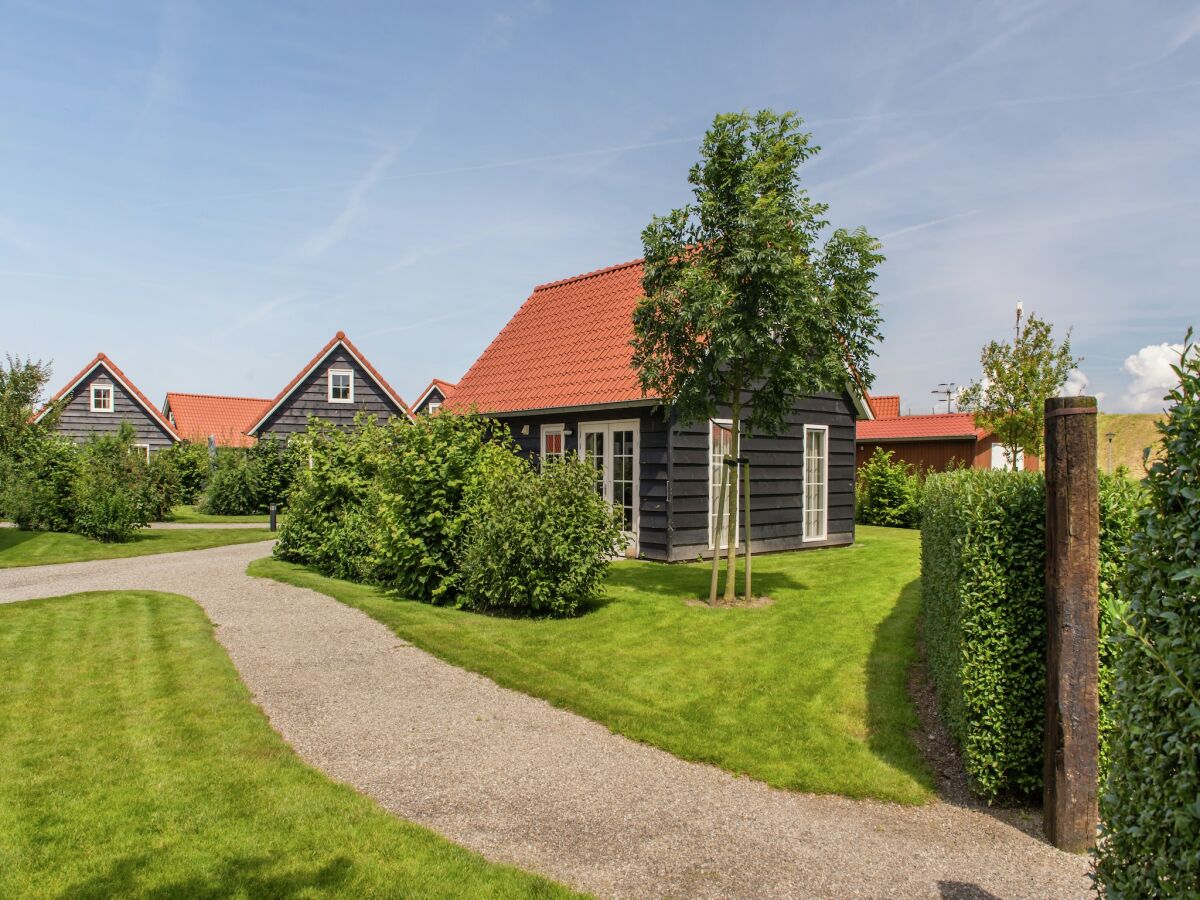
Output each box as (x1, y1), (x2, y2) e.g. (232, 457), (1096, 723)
(855, 447), (921, 528)
(140, 448), (186, 522)
(248, 434), (302, 508)
(920, 467), (1144, 801)
(160, 441), (211, 506)
(1097, 338), (1200, 897)
(453, 456), (625, 617)
(201, 448), (262, 516)
(0, 434), (80, 531)
(71, 425), (150, 542)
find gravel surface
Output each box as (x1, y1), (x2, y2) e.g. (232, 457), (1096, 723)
(0, 544), (1093, 899)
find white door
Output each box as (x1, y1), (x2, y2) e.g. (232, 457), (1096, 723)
(803, 425), (828, 542)
(579, 421), (639, 548)
(709, 419), (739, 549)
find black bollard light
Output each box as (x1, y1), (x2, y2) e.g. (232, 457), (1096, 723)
(269, 503), (277, 532)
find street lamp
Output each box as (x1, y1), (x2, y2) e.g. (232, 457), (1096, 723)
(1105, 432), (1116, 473)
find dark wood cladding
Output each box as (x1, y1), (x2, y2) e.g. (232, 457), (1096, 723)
(257, 347), (406, 437)
(54, 363), (175, 451)
(856, 439), (978, 473)
(414, 386), (446, 415)
(494, 389), (857, 563)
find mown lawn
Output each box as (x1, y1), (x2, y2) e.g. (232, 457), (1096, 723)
(0, 528), (272, 568)
(168, 504), (273, 524)
(251, 525), (932, 804)
(0, 591), (575, 899)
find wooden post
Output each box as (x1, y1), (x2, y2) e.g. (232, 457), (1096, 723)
(742, 460), (752, 602)
(1043, 395), (1100, 853)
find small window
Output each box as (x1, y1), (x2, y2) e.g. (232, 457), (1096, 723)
(328, 370), (353, 403)
(426, 400), (442, 415)
(132, 443), (150, 462)
(90, 384), (113, 412)
(541, 424), (565, 469)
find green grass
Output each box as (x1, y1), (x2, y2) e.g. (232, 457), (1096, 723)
(0, 591), (575, 898)
(1096, 412), (1164, 476)
(168, 504), (273, 524)
(251, 525), (932, 805)
(0, 528), (273, 568)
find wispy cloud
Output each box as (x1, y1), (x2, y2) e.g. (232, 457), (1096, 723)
(880, 210), (980, 242)
(1159, 6), (1200, 61)
(294, 146), (398, 259)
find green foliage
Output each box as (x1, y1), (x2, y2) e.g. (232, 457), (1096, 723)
(248, 433), (303, 506)
(454, 457), (626, 617)
(140, 447), (186, 522)
(1098, 335), (1200, 897)
(920, 468), (1144, 801)
(0, 354), (61, 458)
(0, 434), (80, 531)
(71, 424), (151, 542)
(958, 311), (1079, 467)
(855, 447), (921, 528)
(160, 441), (211, 505)
(201, 448), (263, 516)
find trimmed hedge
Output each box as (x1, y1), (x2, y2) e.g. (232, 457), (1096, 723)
(920, 467), (1143, 802)
(1097, 340), (1200, 896)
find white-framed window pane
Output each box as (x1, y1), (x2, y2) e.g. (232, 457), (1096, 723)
(612, 428), (635, 531)
(710, 420), (737, 548)
(803, 427), (827, 540)
(90, 385), (113, 412)
(329, 371), (352, 401)
(541, 427), (565, 469)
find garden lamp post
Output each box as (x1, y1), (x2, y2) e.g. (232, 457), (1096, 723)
(1105, 432), (1116, 473)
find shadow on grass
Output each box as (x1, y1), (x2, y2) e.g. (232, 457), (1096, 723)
(63, 853), (354, 899)
(0, 529), (40, 552)
(603, 559), (809, 605)
(864, 577), (934, 793)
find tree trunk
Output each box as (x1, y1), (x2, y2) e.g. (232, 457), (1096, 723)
(742, 459), (752, 602)
(723, 400), (741, 603)
(708, 455), (729, 606)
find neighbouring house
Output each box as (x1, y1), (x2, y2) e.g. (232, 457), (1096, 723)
(856, 394), (1039, 472)
(412, 378), (456, 415)
(162, 392), (271, 448)
(246, 331), (413, 439)
(445, 257), (870, 562)
(35, 353), (179, 458)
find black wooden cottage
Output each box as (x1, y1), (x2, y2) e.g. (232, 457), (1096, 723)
(412, 379), (456, 416)
(445, 258), (872, 562)
(247, 331), (413, 439)
(35, 353), (179, 457)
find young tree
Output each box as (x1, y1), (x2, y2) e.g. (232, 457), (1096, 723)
(0, 355), (61, 459)
(632, 110), (884, 603)
(959, 308), (1079, 470)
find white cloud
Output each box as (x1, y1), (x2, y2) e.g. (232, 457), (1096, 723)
(1062, 368), (1088, 396)
(295, 146), (398, 259)
(1121, 343), (1185, 411)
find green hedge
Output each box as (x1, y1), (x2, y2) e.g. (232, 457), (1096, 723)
(855, 446), (922, 528)
(1098, 340), (1200, 896)
(920, 467), (1143, 802)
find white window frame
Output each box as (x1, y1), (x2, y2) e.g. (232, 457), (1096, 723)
(426, 399), (442, 415)
(577, 420), (640, 549)
(132, 443), (150, 462)
(803, 424), (829, 543)
(540, 423), (566, 469)
(90, 383), (114, 413)
(328, 369), (354, 403)
(708, 418), (739, 550)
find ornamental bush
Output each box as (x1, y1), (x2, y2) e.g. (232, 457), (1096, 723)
(71, 424), (150, 542)
(159, 441), (211, 506)
(920, 467), (1144, 802)
(1097, 338), (1200, 897)
(855, 447), (921, 528)
(201, 448), (263, 516)
(453, 457), (626, 617)
(0, 433), (80, 531)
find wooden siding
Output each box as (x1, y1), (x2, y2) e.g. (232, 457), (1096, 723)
(257, 347), (405, 437)
(414, 386), (445, 415)
(856, 439), (978, 473)
(496, 390), (858, 563)
(54, 363), (175, 451)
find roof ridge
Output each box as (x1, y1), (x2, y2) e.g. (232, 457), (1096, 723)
(168, 391), (273, 402)
(532, 256), (643, 292)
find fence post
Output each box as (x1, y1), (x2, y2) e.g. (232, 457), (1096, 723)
(1043, 395), (1100, 852)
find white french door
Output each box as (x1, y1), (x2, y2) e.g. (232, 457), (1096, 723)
(803, 425), (828, 541)
(579, 421), (639, 547)
(709, 419), (738, 549)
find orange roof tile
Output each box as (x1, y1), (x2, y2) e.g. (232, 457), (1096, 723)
(447, 259), (656, 414)
(35, 352), (180, 440)
(164, 392), (271, 448)
(857, 412), (984, 442)
(867, 394), (901, 418)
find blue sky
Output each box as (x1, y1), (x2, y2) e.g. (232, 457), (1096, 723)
(2, 1), (1197, 414)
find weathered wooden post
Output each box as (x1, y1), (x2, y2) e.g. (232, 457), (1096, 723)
(1043, 395), (1100, 852)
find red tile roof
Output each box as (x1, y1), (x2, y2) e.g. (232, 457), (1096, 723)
(857, 412), (984, 442)
(35, 352), (180, 440)
(247, 331), (413, 434)
(414, 378), (457, 411)
(447, 259), (659, 414)
(164, 392), (271, 448)
(867, 394), (901, 418)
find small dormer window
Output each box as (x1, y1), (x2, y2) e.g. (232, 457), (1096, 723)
(329, 370), (353, 403)
(427, 400), (442, 415)
(90, 384), (113, 412)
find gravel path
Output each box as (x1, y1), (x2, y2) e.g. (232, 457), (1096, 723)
(0, 544), (1092, 899)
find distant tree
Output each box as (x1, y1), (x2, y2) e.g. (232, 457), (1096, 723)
(959, 309), (1079, 470)
(0, 355), (60, 458)
(632, 110), (884, 604)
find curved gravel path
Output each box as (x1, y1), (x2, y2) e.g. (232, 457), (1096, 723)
(0, 543), (1091, 899)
